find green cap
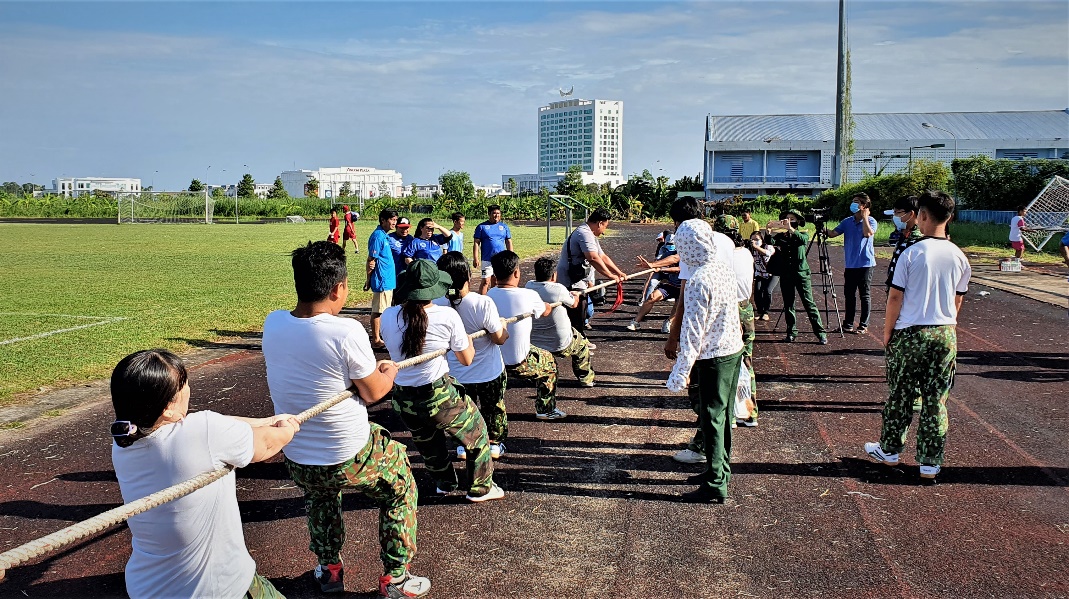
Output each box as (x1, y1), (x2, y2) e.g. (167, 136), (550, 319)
(395, 259), (453, 302)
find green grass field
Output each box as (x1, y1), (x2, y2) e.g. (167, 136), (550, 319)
(0, 221), (557, 405)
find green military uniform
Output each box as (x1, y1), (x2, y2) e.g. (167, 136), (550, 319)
(285, 423), (418, 578)
(392, 374), (494, 496)
(505, 346), (559, 415)
(554, 327), (595, 386)
(774, 212), (826, 340)
(463, 372), (509, 443)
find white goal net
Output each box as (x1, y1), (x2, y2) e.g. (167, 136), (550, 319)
(1023, 175), (1069, 251)
(116, 191), (214, 224)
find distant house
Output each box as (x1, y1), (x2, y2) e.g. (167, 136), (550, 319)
(53, 177), (142, 197)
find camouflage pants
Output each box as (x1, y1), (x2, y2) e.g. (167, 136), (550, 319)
(245, 574), (285, 599)
(740, 301), (757, 418)
(505, 346), (559, 415)
(554, 327), (595, 386)
(392, 375), (494, 496)
(462, 371), (509, 443)
(285, 423), (417, 578)
(881, 325), (957, 466)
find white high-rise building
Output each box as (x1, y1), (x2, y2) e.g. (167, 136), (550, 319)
(538, 98), (623, 187)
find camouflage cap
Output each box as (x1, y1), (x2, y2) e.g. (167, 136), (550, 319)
(713, 214), (740, 233)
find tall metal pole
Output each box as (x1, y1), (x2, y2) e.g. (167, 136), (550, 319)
(832, 0), (846, 188)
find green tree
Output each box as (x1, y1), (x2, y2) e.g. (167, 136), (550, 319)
(507, 177), (518, 195)
(409, 183), (417, 198)
(266, 176), (288, 200)
(237, 173), (255, 198)
(439, 170), (475, 205)
(211, 187), (226, 199)
(555, 164), (585, 197)
(304, 178), (319, 198)
(338, 182), (351, 198)
(188, 179), (205, 192)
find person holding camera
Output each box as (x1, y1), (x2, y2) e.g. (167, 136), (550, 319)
(769, 209), (827, 344)
(827, 193), (877, 334)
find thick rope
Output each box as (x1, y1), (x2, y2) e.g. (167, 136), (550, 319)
(0, 268), (655, 579)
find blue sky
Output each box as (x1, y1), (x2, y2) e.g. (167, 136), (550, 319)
(1, 1), (1066, 190)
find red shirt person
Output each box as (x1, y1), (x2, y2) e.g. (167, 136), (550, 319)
(328, 209), (341, 244)
(341, 205), (359, 254)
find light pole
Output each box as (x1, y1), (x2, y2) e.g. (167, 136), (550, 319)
(908, 143), (945, 175)
(921, 122), (958, 159)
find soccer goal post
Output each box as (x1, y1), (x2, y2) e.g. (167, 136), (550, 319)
(1022, 175), (1069, 251)
(116, 191), (214, 224)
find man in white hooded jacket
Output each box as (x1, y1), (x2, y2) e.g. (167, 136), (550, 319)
(667, 218), (744, 503)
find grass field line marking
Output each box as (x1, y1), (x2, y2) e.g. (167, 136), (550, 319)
(0, 312), (122, 320)
(0, 317), (127, 346)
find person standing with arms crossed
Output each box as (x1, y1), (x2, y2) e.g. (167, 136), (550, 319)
(827, 193), (877, 334)
(473, 205), (513, 294)
(366, 209), (399, 349)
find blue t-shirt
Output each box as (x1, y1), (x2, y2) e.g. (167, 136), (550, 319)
(367, 227), (396, 292)
(389, 232), (412, 276)
(473, 221), (511, 262)
(447, 231), (464, 253)
(404, 235), (449, 262)
(834, 216), (877, 269)
(1061, 230), (1069, 246)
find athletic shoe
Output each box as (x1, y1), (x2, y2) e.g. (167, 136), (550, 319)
(435, 486), (453, 496)
(314, 562), (344, 593)
(855, 325), (868, 334)
(818, 334), (829, 345)
(490, 442), (506, 459)
(783, 334), (796, 343)
(536, 408), (568, 420)
(379, 570), (431, 598)
(864, 442), (900, 465)
(626, 320), (639, 331)
(841, 323), (855, 333)
(466, 483), (505, 503)
(587, 343), (597, 350)
(661, 319), (672, 334)
(920, 464), (941, 479)
(579, 380), (595, 388)
(736, 417), (758, 428)
(672, 448), (706, 464)
(760, 313), (770, 321)
(679, 487), (727, 504)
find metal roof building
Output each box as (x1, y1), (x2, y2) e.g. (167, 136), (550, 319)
(702, 109), (1069, 199)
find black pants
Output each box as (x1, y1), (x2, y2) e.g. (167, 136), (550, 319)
(753, 275), (779, 316)
(565, 294), (588, 334)
(843, 267), (874, 327)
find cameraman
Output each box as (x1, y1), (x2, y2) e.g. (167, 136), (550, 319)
(827, 193), (877, 334)
(769, 209), (828, 344)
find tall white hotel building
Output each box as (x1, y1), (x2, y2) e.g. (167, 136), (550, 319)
(505, 98), (624, 193)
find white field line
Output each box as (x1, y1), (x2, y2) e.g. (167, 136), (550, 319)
(0, 314), (127, 346)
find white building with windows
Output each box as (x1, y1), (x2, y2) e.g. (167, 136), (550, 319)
(539, 98), (624, 187)
(280, 167), (404, 205)
(53, 177), (142, 197)
(413, 184), (439, 199)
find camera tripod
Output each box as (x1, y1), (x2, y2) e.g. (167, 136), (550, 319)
(772, 220), (844, 338)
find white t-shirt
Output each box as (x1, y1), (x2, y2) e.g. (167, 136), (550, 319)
(262, 310), (376, 466)
(1009, 215), (1025, 242)
(431, 293), (505, 384)
(890, 238), (972, 328)
(380, 304), (470, 386)
(525, 280), (576, 353)
(677, 233), (749, 302)
(113, 411), (255, 599)
(486, 286), (546, 366)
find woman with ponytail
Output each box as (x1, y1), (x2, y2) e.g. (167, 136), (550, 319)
(109, 349), (299, 598)
(380, 259), (504, 502)
(432, 251), (511, 460)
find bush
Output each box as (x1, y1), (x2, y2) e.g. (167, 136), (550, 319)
(815, 159), (952, 219)
(951, 156), (1069, 210)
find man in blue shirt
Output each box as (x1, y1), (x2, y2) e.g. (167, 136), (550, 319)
(828, 192), (877, 334)
(389, 217), (414, 280)
(366, 209), (399, 348)
(403, 218), (453, 264)
(473, 205), (513, 294)
(447, 212), (465, 253)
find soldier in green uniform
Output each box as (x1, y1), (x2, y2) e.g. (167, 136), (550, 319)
(771, 209), (828, 344)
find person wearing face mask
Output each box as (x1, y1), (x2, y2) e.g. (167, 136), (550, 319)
(769, 209), (827, 344)
(827, 193), (877, 334)
(884, 195), (924, 292)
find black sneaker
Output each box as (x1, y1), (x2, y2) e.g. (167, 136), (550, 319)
(314, 561), (344, 593)
(817, 334), (829, 345)
(855, 324), (868, 334)
(783, 334), (796, 343)
(679, 487), (727, 504)
(841, 323), (855, 333)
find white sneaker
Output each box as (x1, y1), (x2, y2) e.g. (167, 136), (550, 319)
(661, 319), (672, 334)
(864, 442), (899, 465)
(579, 380), (595, 388)
(466, 483), (505, 503)
(536, 408), (568, 420)
(490, 442), (505, 459)
(672, 448), (706, 464)
(626, 320), (638, 331)
(587, 343), (597, 350)
(455, 445), (466, 460)
(920, 464), (941, 479)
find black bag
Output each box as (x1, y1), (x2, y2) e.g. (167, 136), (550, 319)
(564, 230), (592, 285)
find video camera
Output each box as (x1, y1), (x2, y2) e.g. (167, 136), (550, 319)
(808, 207), (830, 230)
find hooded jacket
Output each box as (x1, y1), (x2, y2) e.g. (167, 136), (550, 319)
(667, 219), (744, 392)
